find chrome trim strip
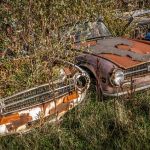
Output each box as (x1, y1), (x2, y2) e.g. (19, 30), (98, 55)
(1, 83), (50, 102)
(103, 84), (150, 97)
(0, 61), (85, 102)
(124, 68), (147, 75)
(2, 92), (70, 116)
(3, 84), (74, 107)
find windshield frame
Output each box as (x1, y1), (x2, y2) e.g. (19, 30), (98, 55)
(60, 19), (112, 43)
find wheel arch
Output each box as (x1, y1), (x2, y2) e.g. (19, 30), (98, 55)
(78, 64), (104, 98)
(78, 64), (97, 80)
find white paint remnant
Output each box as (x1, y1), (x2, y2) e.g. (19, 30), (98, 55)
(29, 107), (41, 121)
(0, 124), (8, 134)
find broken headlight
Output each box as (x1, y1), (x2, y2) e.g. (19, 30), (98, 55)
(110, 69), (124, 86)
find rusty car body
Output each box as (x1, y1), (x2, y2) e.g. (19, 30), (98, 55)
(62, 18), (150, 97)
(0, 61), (90, 135)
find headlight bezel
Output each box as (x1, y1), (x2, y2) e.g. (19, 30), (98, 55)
(110, 69), (125, 86)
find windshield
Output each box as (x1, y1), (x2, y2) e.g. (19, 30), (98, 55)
(61, 20), (111, 42)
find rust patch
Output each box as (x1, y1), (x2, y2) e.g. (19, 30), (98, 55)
(6, 114), (32, 131)
(0, 113), (20, 125)
(100, 54), (143, 69)
(63, 91), (79, 103)
(129, 40), (150, 54)
(99, 39), (150, 69)
(75, 37), (150, 68)
(133, 39), (150, 45)
(0, 62), (90, 135)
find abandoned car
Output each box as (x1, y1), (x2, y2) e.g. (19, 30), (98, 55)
(1, 16), (150, 135)
(62, 18), (150, 97)
(0, 61), (90, 135)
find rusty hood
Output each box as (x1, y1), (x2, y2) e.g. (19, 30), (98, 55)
(75, 37), (150, 69)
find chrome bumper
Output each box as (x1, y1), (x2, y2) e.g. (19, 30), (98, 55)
(103, 75), (150, 97)
(103, 83), (150, 97)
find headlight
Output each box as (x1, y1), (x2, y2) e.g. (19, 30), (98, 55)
(110, 69), (124, 86)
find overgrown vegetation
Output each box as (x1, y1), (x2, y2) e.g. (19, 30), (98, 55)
(1, 92), (150, 150)
(0, 0), (150, 149)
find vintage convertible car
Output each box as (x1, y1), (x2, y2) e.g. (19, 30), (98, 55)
(0, 61), (90, 135)
(62, 18), (150, 97)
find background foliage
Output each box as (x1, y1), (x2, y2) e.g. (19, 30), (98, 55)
(0, 0), (150, 149)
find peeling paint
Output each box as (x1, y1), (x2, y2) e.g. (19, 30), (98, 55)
(0, 62), (90, 135)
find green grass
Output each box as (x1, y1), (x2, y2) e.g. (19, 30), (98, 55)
(1, 0), (150, 149)
(1, 91), (150, 150)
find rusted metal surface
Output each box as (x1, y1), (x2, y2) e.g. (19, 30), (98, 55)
(135, 39), (150, 45)
(1, 17), (150, 136)
(73, 19), (150, 98)
(76, 38), (150, 96)
(75, 37), (150, 67)
(0, 62), (90, 135)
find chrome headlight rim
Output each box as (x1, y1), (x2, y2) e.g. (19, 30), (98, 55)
(110, 69), (125, 86)
(74, 72), (90, 92)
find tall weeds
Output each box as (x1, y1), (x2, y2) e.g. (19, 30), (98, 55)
(0, 0), (129, 96)
(0, 0), (150, 149)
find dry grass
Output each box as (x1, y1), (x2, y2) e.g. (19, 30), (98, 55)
(1, 92), (150, 150)
(0, 0), (150, 149)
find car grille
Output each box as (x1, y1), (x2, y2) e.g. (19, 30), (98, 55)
(0, 79), (75, 115)
(124, 62), (150, 79)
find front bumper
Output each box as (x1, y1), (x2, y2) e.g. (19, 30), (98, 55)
(103, 84), (150, 97)
(102, 75), (150, 97)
